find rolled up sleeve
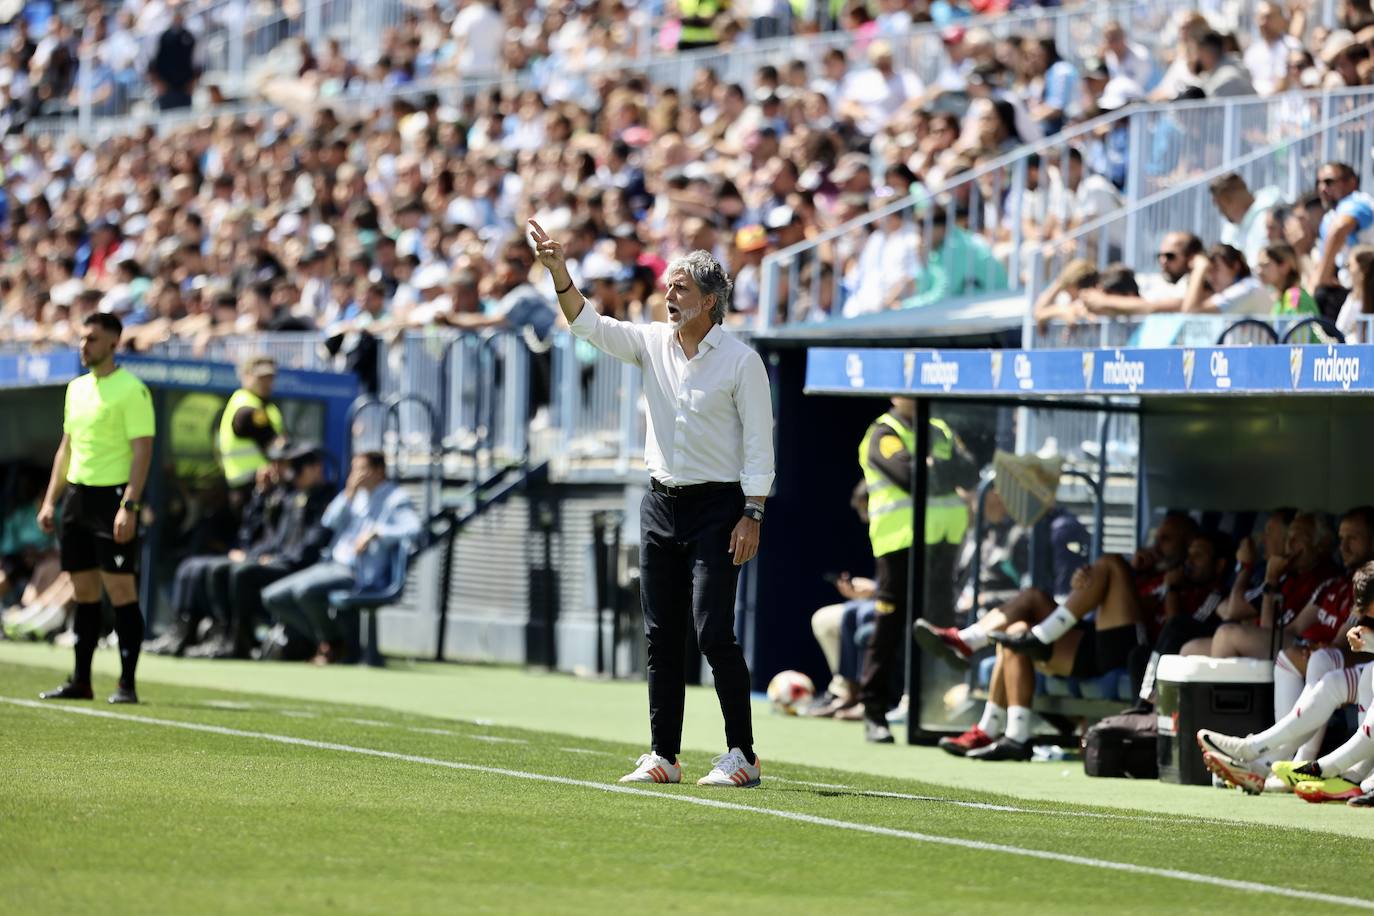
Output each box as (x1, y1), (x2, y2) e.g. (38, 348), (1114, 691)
(568, 301), (646, 366)
(736, 351), (775, 497)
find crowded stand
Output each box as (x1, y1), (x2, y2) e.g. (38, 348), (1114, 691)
(7, 1), (1374, 814)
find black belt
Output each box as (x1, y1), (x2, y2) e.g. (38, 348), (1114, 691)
(649, 478), (740, 498)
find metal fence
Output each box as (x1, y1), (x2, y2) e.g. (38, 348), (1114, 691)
(46, 0), (1195, 142)
(1025, 97), (1374, 345)
(756, 86), (1374, 333)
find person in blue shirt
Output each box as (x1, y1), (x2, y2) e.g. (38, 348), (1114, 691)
(1310, 161), (1374, 296)
(260, 451), (420, 665)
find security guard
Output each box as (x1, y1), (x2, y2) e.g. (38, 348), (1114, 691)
(37, 313), (155, 704)
(219, 355), (285, 496)
(677, 0), (725, 49)
(857, 397), (972, 742)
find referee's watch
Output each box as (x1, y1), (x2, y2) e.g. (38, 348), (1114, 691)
(743, 502), (765, 523)
(120, 499), (141, 511)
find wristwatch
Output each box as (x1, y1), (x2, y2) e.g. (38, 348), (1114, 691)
(120, 499), (141, 511)
(743, 502), (765, 523)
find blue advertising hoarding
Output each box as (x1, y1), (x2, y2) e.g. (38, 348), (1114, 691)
(805, 344), (1374, 398)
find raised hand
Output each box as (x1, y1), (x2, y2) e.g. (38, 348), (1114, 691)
(527, 219), (568, 277)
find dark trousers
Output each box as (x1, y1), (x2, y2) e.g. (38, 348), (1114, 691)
(639, 485), (751, 759)
(860, 548), (910, 721)
(169, 555), (222, 628)
(226, 561), (292, 655)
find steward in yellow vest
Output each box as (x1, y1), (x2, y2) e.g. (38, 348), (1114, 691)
(218, 356), (285, 490)
(678, 0), (725, 49)
(855, 397), (973, 744)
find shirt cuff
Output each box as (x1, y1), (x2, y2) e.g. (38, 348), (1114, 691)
(568, 300), (596, 338)
(740, 473), (774, 498)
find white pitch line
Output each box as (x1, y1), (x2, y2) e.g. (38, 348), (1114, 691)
(767, 777), (1179, 823)
(278, 710), (317, 719)
(468, 735), (528, 745)
(409, 727), (455, 737)
(4, 697), (1370, 912)
(558, 747), (614, 756)
(342, 718), (392, 728)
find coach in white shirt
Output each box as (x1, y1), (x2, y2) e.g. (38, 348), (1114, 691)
(528, 219), (775, 790)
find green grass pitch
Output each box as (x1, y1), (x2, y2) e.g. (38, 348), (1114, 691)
(1, 644), (1372, 914)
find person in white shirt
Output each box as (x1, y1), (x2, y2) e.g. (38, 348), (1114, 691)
(1209, 172), (1283, 268)
(1100, 21), (1156, 91)
(1180, 244), (1273, 315)
(1244, 2), (1302, 95)
(838, 40), (924, 137)
(529, 219), (775, 790)
(450, 0), (505, 76)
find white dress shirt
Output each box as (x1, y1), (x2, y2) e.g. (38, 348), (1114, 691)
(569, 303), (776, 497)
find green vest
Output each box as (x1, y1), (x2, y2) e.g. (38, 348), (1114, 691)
(678, 0), (721, 44)
(218, 388), (284, 487)
(172, 391), (228, 484)
(859, 413), (969, 558)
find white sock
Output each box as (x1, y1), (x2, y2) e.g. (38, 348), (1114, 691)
(957, 624), (990, 651)
(1244, 669), (1350, 760)
(1030, 605), (1077, 644)
(1006, 706), (1032, 743)
(1295, 650), (1342, 761)
(1317, 703), (1374, 777)
(1273, 651), (1304, 722)
(978, 701), (1006, 738)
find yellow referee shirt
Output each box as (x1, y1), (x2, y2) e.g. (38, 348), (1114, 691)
(64, 368), (156, 486)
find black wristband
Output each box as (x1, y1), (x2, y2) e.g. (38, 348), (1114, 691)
(555, 278), (574, 295)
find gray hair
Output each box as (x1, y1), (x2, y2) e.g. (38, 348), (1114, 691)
(665, 249), (732, 325)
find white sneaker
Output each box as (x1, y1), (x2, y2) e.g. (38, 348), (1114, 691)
(1196, 728), (1254, 762)
(619, 753), (681, 784)
(1264, 774), (1293, 794)
(696, 748), (761, 788)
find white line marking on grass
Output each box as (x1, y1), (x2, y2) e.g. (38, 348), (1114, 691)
(278, 710), (317, 719)
(768, 777), (1178, 823)
(558, 747), (614, 756)
(202, 701), (255, 711)
(342, 718), (392, 728)
(5, 697), (1370, 912)
(468, 735), (527, 745)
(409, 727), (455, 737)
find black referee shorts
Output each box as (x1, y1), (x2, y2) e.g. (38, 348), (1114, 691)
(60, 484), (139, 576)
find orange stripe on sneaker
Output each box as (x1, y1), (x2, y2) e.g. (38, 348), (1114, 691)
(651, 766), (665, 782)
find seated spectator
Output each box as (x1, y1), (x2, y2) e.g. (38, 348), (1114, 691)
(1210, 172), (1283, 267)
(1309, 161), (1374, 313)
(923, 513), (1203, 763)
(1077, 232), (1203, 316)
(1180, 244), (1272, 315)
(1245, 2), (1304, 95)
(1335, 244), (1374, 341)
(1255, 242), (1321, 321)
(261, 451), (420, 665)
(807, 572), (877, 719)
(1191, 30), (1257, 97)
(1199, 563), (1374, 799)
(1182, 511), (1345, 662)
(1131, 511), (1295, 713)
(1033, 258), (1098, 331)
(895, 209), (1008, 309)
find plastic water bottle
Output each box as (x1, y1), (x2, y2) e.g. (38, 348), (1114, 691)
(1032, 744), (1067, 762)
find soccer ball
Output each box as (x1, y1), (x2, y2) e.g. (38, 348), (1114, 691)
(767, 670), (815, 715)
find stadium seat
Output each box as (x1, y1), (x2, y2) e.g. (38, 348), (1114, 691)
(328, 543), (410, 668)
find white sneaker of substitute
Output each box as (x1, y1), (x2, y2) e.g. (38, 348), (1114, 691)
(696, 748), (761, 788)
(619, 753), (681, 784)
(1196, 728), (1255, 762)
(1264, 775), (1294, 794)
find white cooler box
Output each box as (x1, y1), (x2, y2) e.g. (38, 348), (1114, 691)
(1155, 656), (1273, 786)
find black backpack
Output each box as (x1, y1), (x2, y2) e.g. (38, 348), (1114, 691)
(1083, 711), (1158, 779)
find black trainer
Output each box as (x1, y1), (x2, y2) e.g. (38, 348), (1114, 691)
(1347, 789), (1374, 808)
(966, 736), (1033, 761)
(988, 630), (1054, 662)
(39, 680), (94, 700)
(108, 684), (139, 704)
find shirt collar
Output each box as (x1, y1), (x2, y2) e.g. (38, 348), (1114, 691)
(701, 323), (725, 352)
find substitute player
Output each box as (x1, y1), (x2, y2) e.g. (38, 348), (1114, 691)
(37, 313), (155, 704)
(529, 218), (774, 788)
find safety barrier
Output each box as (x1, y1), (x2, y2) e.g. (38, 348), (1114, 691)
(757, 87), (1374, 332)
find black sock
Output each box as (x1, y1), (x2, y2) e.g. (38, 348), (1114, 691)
(654, 750), (678, 765)
(739, 746), (756, 766)
(72, 601), (102, 685)
(113, 602), (145, 690)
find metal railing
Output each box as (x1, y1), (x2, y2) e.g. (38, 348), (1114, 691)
(1025, 97), (1374, 346)
(1031, 315), (1374, 349)
(48, 0), (1189, 141)
(550, 336), (645, 475)
(756, 87), (1374, 333)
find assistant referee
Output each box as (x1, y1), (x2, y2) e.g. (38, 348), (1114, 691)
(529, 219), (775, 789)
(38, 312), (155, 704)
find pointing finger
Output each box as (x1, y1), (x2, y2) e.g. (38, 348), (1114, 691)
(527, 218), (548, 242)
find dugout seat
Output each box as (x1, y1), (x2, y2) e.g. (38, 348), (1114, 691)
(328, 542), (410, 668)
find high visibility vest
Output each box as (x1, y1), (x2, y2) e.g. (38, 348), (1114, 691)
(172, 391), (227, 484)
(678, 0), (722, 44)
(859, 413), (969, 558)
(218, 388), (284, 487)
